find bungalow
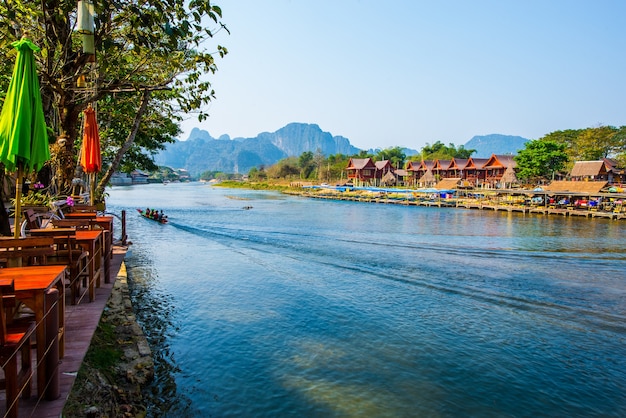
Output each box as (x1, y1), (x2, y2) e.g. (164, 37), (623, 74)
(345, 158), (377, 185)
(463, 157), (489, 186)
(448, 158), (469, 179)
(374, 160), (394, 186)
(483, 154), (516, 188)
(406, 160), (436, 186)
(569, 159), (624, 184)
(432, 160), (452, 179)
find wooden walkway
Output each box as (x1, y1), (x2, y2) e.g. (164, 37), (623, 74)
(8, 245), (128, 418)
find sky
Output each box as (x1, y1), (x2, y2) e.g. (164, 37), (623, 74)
(180, 0), (626, 151)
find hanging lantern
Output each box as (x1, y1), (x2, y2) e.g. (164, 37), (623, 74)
(82, 33), (95, 54)
(77, 74), (86, 88)
(76, 0), (95, 34)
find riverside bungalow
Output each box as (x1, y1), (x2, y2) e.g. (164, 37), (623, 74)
(464, 157), (489, 186)
(570, 161), (610, 182)
(604, 158), (626, 184)
(405, 160), (420, 184)
(346, 158), (377, 185)
(374, 160), (393, 186)
(483, 154), (516, 188)
(569, 158), (625, 185)
(395, 169), (409, 186)
(432, 160), (452, 179)
(407, 160), (436, 186)
(448, 158), (469, 179)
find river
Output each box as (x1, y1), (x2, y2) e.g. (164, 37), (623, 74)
(106, 182), (626, 417)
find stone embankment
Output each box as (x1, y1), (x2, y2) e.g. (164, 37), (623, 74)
(63, 263), (154, 418)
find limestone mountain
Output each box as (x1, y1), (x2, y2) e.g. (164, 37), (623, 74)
(155, 123), (530, 175)
(155, 123), (360, 175)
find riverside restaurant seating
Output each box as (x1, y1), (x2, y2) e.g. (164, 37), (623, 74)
(0, 280), (34, 418)
(0, 265), (66, 417)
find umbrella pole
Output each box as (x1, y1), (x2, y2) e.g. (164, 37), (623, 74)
(90, 173), (95, 206)
(13, 165), (23, 238)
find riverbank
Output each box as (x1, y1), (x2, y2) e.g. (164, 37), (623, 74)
(284, 187), (626, 220)
(62, 262), (154, 417)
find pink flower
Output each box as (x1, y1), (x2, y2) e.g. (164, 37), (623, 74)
(66, 196), (75, 207)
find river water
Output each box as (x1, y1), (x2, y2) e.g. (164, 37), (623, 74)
(106, 182), (626, 417)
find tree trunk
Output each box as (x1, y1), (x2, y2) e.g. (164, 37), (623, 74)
(96, 90), (151, 197)
(0, 168), (12, 236)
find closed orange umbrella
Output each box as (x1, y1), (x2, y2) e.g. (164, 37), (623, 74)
(79, 105), (101, 204)
(80, 105), (101, 173)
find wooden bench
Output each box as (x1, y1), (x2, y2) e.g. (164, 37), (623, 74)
(0, 237), (56, 267)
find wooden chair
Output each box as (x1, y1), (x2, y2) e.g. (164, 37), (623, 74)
(51, 218), (99, 230)
(0, 234), (87, 306)
(0, 281), (34, 418)
(0, 237), (55, 268)
(39, 231), (89, 305)
(70, 204), (98, 213)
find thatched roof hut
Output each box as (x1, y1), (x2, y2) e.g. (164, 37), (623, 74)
(435, 178), (461, 190)
(501, 165), (518, 186)
(543, 181), (607, 194)
(381, 171), (397, 185)
(421, 169), (435, 185)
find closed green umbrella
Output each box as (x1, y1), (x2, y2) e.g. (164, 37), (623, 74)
(0, 37), (50, 237)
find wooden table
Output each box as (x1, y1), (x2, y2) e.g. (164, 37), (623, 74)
(29, 228), (103, 302)
(95, 216), (113, 283)
(74, 230), (103, 301)
(0, 265), (66, 396)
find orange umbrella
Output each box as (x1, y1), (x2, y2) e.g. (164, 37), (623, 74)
(79, 105), (101, 204)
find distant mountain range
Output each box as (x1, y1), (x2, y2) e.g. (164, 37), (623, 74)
(465, 134), (529, 158)
(155, 123), (529, 175)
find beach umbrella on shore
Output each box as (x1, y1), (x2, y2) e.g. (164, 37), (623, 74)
(79, 104), (101, 205)
(0, 37), (50, 237)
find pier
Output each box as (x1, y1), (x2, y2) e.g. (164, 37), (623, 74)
(291, 181), (626, 221)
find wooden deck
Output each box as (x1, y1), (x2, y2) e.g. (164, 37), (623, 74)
(4, 245), (128, 418)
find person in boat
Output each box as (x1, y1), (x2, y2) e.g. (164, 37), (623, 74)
(145, 207), (151, 216)
(158, 210), (165, 221)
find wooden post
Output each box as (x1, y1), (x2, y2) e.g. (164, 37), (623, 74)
(121, 210), (127, 245)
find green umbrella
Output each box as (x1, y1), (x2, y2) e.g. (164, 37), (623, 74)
(0, 37), (50, 237)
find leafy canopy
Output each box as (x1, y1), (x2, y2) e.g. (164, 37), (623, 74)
(514, 139), (568, 182)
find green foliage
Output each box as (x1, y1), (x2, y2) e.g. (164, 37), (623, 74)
(298, 151), (314, 178)
(82, 322), (122, 375)
(514, 139), (568, 182)
(266, 157), (299, 179)
(199, 170), (236, 181)
(248, 166), (267, 181)
(0, 0), (229, 190)
(539, 126), (626, 163)
(376, 146), (406, 168)
(417, 141), (475, 160)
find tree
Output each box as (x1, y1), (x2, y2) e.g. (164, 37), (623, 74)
(0, 0), (228, 197)
(313, 148), (325, 180)
(539, 126), (626, 163)
(298, 151), (314, 179)
(514, 139), (568, 183)
(418, 141), (475, 160)
(266, 157), (299, 179)
(376, 146), (406, 168)
(574, 126), (623, 161)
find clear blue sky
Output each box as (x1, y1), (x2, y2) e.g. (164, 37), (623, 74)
(181, 0), (626, 151)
